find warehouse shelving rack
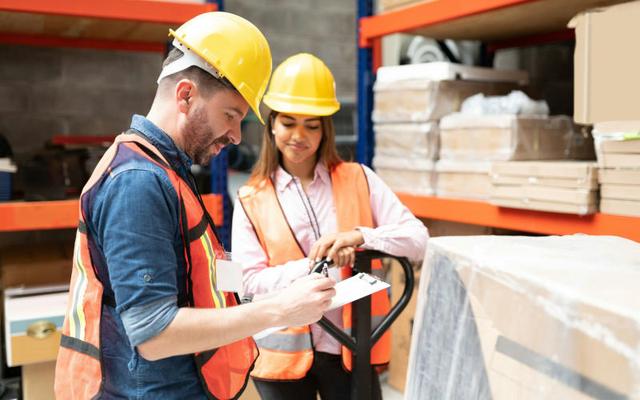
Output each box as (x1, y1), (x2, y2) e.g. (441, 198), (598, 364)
(0, 0), (232, 237)
(355, 0), (640, 242)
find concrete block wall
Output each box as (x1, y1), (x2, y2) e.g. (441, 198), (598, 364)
(0, 1), (357, 156)
(226, 0), (357, 102)
(0, 45), (162, 155)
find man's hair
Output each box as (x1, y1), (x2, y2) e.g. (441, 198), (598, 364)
(158, 48), (238, 97)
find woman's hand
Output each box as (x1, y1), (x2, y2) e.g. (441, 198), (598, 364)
(308, 230), (364, 268)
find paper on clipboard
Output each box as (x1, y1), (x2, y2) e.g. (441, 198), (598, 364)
(253, 273), (389, 340)
(327, 272), (390, 310)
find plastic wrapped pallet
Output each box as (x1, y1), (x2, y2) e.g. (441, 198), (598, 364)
(439, 114), (576, 161)
(373, 155), (435, 195)
(374, 122), (439, 160)
(406, 235), (640, 400)
(490, 161), (599, 215)
(435, 160), (491, 200)
(373, 62), (527, 123)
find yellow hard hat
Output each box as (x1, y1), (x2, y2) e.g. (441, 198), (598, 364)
(169, 12), (272, 124)
(264, 53), (340, 116)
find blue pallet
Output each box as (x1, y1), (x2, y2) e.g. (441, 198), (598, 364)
(0, 172), (11, 201)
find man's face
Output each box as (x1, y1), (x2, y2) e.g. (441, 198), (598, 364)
(182, 88), (249, 166)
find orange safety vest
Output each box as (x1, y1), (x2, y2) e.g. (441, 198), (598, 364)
(238, 162), (391, 381)
(54, 132), (258, 399)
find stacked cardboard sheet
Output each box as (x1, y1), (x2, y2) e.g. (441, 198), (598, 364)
(373, 62), (527, 124)
(593, 122), (640, 217)
(490, 161), (599, 215)
(435, 160), (492, 200)
(373, 156), (435, 196)
(372, 62), (526, 196)
(406, 235), (640, 400)
(439, 114), (576, 161)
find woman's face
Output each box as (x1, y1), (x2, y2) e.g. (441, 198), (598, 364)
(272, 113), (323, 169)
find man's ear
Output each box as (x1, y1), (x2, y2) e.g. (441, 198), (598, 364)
(176, 79), (196, 114)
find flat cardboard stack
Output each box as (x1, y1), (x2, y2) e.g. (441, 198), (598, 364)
(372, 62), (526, 196)
(439, 114), (576, 161)
(436, 113), (592, 200)
(435, 160), (492, 200)
(405, 235), (640, 400)
(490, 161), (599, 215)
(593, 121), (640, 217)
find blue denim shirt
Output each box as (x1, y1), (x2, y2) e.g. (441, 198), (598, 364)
(88, 115), (207, 399)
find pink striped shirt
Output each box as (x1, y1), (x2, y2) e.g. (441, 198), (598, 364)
(231, 163), (428, 354)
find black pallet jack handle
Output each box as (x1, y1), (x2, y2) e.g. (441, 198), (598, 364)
(311, 249), (415, 400)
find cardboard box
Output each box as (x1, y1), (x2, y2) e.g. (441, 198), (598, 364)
(439, 114), (576, 161)
(600, 198), (640, 217)
(373, 62), (526, 123)
(435, 160), (492, 200)
(571, 1), (640, 124)
(0, 243), (72, 288)
(4, 285), (68, 367)
(373, 156), (436, 196)
(22, 361), (55, 400)
(374, 122), (439, 160)
(406, 235), (640, 399)
(388, 263), (420, 393)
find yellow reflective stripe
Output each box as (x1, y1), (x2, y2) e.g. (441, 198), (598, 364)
(200, 232), (226, 308)
(69, 236), (88, 340)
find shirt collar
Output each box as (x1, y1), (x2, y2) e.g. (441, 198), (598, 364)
(129, 114), (193, 173)
(273, 162), (330, 193)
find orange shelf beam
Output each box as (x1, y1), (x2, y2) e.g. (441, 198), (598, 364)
(0, 194), (223, 232)
(0, 0), (216, 24)
(397, 193), (640, 242)
(0, 33), (167, 52)
(359, 0), (537, 47)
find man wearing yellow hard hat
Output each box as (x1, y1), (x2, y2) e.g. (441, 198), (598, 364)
(54, 13), (336, 400)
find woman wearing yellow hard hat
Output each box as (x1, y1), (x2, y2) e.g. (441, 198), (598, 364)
(232, 53), (427, 400)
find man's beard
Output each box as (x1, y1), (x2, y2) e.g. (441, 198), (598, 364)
(184, 106), (231, 166)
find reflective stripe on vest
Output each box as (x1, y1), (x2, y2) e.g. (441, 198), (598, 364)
(239, 162), (391, 381)
(55, 132), (257, 400)
(255, 330), (313, 352)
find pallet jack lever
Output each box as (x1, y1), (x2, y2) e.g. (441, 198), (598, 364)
(312, 250), (415, 400)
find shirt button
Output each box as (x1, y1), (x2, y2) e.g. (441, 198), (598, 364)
(143, 274), (152, 282)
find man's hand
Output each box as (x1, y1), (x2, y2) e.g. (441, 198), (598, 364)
(268, 274), (336, 327)
(308, 230), (364, 269)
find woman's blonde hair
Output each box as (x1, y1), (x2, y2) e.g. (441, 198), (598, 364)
(248, 110), (343, 185)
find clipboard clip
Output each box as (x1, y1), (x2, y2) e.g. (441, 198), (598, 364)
(357, 272), (381, 285)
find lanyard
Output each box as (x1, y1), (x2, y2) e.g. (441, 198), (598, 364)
(292, 177), (322, 242)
